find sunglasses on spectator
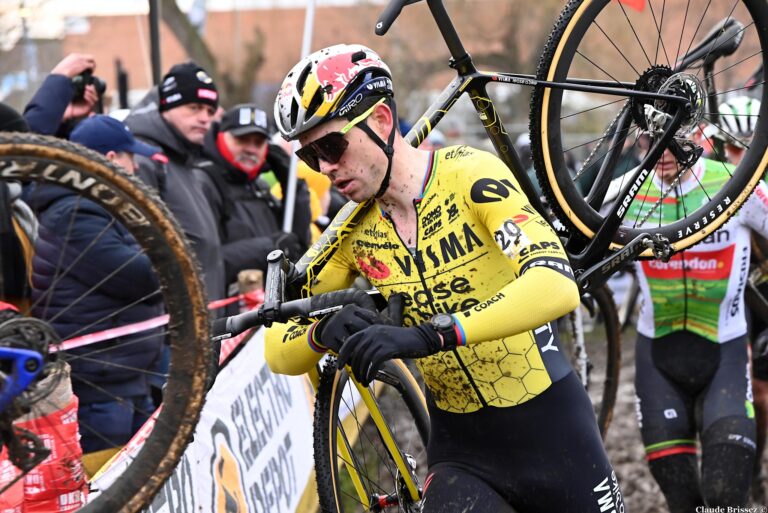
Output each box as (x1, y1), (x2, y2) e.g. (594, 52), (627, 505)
(296, 99), (385, 172)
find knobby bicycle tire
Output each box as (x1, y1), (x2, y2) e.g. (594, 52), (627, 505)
(0, 133), (212, 512)
(560, 283), (621, 438)
(314, 358), (429, 513)
(531, 0), (768, 255)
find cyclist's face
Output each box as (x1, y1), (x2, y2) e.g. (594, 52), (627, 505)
(299, 120), (385, 202)
(162, 103), (216, 145)
(654, 148), (682, 185)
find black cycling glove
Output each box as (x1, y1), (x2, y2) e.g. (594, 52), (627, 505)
(337, 324), (443, 386)
(314, 305), (384, 354)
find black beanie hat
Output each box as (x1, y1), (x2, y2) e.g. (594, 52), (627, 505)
(0, 103), (28, 132)
(159, 62), (218, 112)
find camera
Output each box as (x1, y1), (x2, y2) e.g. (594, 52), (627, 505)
(71, 70), (107, 102)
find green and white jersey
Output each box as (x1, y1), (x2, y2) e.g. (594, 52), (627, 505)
(626, 159), (768, 342)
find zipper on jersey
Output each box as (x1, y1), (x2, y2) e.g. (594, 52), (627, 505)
(383, 197), (488, 409)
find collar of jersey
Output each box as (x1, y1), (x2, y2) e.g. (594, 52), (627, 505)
(379, 150), (437, 219)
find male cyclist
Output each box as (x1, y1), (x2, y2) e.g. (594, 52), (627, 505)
(626, 106), (768, 511)
(264, 44), (626, 513)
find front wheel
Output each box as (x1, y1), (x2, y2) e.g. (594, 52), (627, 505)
(558, 284), (621, 438)
(531, 0), (768, 255)
(313, 358), (429, 513)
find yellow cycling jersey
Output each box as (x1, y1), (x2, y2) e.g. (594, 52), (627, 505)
(265, 146), (580, 413)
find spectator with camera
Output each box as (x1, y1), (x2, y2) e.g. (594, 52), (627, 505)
(196, 104), (312, 293)
(125, 61), (226, 302)
(23, 53), (106, 137)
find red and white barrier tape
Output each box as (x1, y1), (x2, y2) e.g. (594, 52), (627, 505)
(51, 290), (265, 353)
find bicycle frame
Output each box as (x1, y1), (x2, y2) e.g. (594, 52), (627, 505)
(290, 0), (712, 296)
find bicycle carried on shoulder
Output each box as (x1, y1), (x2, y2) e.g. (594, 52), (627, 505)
(277, 0), (768, 511)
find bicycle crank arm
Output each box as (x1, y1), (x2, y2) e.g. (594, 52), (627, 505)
(576, 233), (671, 294)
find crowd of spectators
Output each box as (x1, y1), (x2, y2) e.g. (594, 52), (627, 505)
(0, 53), (318, 469)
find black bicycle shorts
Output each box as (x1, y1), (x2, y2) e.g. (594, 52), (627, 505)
(635, 331), (755, 454)
(423, 371), (625, 513)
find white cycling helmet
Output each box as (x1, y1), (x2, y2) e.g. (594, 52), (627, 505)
(274, 44), (393, 141)
(718, 96), (761, 148)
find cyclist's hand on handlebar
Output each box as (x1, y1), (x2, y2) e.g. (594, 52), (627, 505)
(315, 305), (386, 354)
(338, 324), (443, 386)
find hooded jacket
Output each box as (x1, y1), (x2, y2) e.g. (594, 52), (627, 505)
(196, 122), (312, 285)
(29, 184), (163, 403)
(125, 105), (226, 302)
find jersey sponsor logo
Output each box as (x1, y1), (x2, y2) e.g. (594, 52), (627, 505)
(517, 240), (563, 262)
(354, 239), (400, 250)
(363, 227), (388, 239)
(494, 219), (531, 259)
(394, 223), (484, 276)
(702, 230), (730, 245)
(401, 276), (480, 324)
(641, 245), (734, 281)
(447, 202), (459, 222)
(519, 257), (574, 278)
(469, 177), (519, 203)
(421, 205), (443, 239)
(533, 323), (558, 352)
(443, 146), (472, 160)
(729, 245), (749, 317)
(755, 185), (768, 209)
(462, 292), (505, 315)
(592, 472), (623, 513)
(356, 255), (391, 280)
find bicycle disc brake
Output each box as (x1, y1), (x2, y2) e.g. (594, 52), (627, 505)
(643, 72), (706, 137)
(394, 453), (423, 513)
(0, 318), (59, 413)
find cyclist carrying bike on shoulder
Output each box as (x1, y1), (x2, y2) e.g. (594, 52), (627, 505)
(626, 108), (768, 511)
(265, 44), (627, 513)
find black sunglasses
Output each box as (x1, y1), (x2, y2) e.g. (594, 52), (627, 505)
(295, 131), (349, 172)
(295, 99), (384, 172)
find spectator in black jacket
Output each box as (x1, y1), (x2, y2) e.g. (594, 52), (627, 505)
(196, 104), (312, 293)
(23, 53), (102, 137)
(30, 115), (164, 453)
(125, 62), (226, 302)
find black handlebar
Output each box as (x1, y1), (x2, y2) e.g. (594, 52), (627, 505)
(211, 251), (379, 341)
(375, 0), (420, 35)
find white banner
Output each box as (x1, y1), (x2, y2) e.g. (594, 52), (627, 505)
(92, 328), (316, 513)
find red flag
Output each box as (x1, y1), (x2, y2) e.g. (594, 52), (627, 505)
(618, 0), (645, 11)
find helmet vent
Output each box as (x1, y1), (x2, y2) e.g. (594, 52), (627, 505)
(351, 50), (367, 63)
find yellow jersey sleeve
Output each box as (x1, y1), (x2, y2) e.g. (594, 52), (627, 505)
(450, 151), (580, 345)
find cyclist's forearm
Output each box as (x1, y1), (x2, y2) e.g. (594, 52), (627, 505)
(264, 321), (324, 375)
(453, 266), (580, 345)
